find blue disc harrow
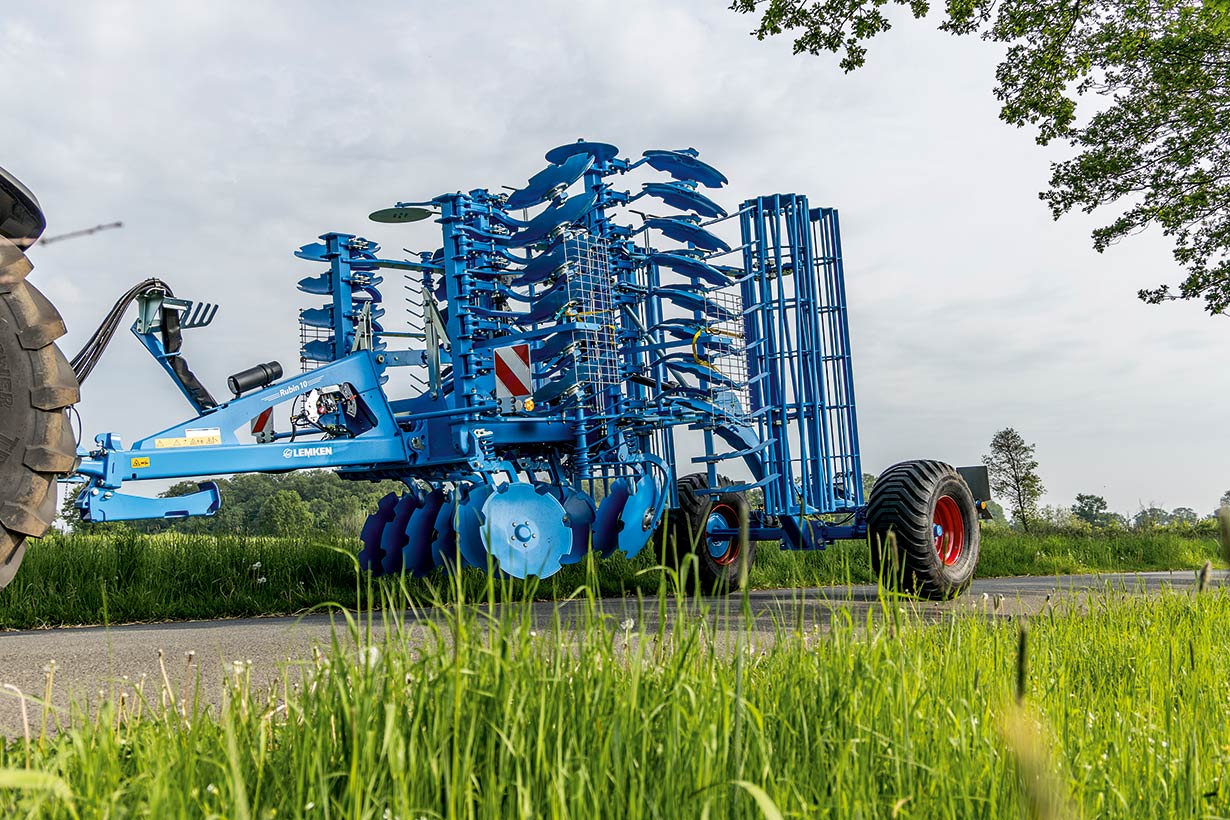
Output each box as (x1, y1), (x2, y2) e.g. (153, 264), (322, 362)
(26, 139), (993, 598)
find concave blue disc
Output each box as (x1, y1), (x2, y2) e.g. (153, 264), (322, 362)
(301, 339), (334, 362)
(297, 272), (333, 295)
(592, 477), (633, 557)
(519, 280), (574, 323)
(617, 474), (661, 560)
(545, 140), (620, 166)
(641, 182), (726, 219)
(664, 358), (738, 388)
(652, 253), (730, 287)
(510, 192), (597, 247)
(510, 241), (569, 286)
(430, 490), (460, 572)
(403, 488), (445, 578)
(645, 218), (730, 253)
(534, 364), (582, 405)
(534, 329), (582, 361)
(652, 318), (704, 342)
(538, 346), (581, 379)
(642, 149), (728, 188)
(294, 242), (331, 262)
(655, 287), (738, 321)
(506, 152), (594, 211)
(456, 483), (494, 569)
(299, 306), (332, 329)
(380, 492), (420, 575)
(481, 483), (571, 579)
(551, 486), (596, 566)
(358, 492), (398, 575)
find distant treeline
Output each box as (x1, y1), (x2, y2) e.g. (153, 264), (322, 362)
(63, 470), (1226, 541)
(62, 471), (405, 537)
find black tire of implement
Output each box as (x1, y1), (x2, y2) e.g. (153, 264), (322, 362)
(0, 236), (80, 590)
(866, 460), (980, 600)
(660, 473), (756, 593)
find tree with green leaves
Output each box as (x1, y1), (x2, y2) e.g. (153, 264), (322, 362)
(1072, 493), (1111, 527)
(982, 428), (1046, 531)
(1133, 506), (1172, 529)
(60, 471), (405, 537)
(731, 0), (1230, 315)
(1171, 506), (1199, 524)
(256, 490), (316, 538)
(985, 499), (1008, 524)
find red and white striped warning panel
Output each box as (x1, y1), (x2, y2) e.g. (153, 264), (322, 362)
(494, 343), (532, 399)
(250, 407), (275, 441)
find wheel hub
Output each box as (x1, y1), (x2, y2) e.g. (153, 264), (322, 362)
(932, 494), (965, 566)
(705, 504), (740, 565)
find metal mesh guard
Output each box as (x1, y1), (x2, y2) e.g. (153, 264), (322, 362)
(705, 286), (749, 426)
(561, 232), (618, 413)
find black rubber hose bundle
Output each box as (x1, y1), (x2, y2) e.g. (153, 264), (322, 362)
(70, 278), (173, 386)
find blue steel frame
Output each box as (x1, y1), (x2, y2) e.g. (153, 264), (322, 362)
(70, 144), (870, 554)
(74, 352), (407, 521)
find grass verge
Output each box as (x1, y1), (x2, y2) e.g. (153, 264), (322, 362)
(3, 582), (1230, 817)
(0, 526), (1223, 630)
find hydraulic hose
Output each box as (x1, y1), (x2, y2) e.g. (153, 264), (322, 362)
(70, 278), (173, 385)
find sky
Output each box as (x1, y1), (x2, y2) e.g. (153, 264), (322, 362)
(2, 1), (1225, 517)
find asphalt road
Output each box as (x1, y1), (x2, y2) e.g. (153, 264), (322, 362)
(0, 569), (1218, 737)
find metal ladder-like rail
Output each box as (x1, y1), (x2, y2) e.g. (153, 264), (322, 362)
(738, 196), (863, 518)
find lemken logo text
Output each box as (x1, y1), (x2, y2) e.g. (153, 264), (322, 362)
(282, 446), (334, 459)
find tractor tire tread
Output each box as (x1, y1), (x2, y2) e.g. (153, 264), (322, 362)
(0, 256), (80, 590)
(0, 236), (33, 291)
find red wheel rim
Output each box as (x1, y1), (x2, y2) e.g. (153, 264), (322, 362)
(933, 495), (965, 566)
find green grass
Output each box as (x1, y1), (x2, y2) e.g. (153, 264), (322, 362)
(4, 582), (1230, 817)
(976, 527), (1226, 576)
(0, 526), (1223, 630)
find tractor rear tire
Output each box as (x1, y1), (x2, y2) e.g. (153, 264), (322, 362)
(661, 473), (755, 593)
(867, 460), (979, 600)
(0, 236), (80, 591)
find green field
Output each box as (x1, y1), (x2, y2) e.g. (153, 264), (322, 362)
(0, 527), (1224, 630)
(3, 582), (1230, 818)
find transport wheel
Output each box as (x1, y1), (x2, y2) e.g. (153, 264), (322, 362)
(0, 169), (81, 590)
(661, 473), (755, 593)
(866, 460), (979, 600)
